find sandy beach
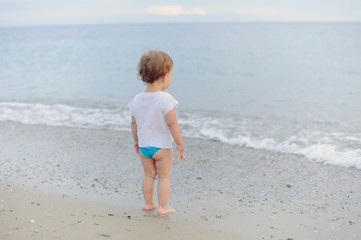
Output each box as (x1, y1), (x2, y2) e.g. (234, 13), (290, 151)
(1, 121), (361, 239)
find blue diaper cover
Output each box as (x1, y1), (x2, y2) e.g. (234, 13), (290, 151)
(139, 146), (161, 158)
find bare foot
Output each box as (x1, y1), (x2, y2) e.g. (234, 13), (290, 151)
(143, 203), (157, 211)
(157, 206), (176, 215)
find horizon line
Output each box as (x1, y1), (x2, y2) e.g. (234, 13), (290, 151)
(1, 20), (361, 29)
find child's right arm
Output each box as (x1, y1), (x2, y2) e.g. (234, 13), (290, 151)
(166, 108), (187, 161)
(131, 116), (139, 154)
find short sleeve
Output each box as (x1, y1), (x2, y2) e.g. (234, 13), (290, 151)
(127, 99), (135, 116)
(161, 93), (179, 116)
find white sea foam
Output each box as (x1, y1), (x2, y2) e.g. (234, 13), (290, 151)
(0, 102), (130, 131)
(1, 102), (361, 170)
(192, 126), (361, 169)
(179, 112), (361, 170)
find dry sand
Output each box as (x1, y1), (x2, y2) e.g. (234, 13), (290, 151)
(1, 121), (361, 239)
(1, 181), (238, 240)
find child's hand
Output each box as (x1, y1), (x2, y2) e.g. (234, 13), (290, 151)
(176, 145), (187, 161)
(134, 141), (139, 154)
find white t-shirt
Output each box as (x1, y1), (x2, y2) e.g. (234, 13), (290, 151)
(128, 91), (179, 148)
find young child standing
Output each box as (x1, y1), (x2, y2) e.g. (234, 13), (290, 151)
(128, 50), (187, 215)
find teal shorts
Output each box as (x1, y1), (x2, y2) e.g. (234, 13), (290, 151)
(139, 146), (161, 158)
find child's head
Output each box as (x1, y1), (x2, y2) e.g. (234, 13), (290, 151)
(138, 50), (173, 84)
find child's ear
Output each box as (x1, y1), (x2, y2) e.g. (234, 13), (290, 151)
(162, 73), (168, 81)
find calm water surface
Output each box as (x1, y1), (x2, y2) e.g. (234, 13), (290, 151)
(1, 23), (360, 168)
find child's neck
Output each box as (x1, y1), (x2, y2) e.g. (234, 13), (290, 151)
(145, 81), (163, 92)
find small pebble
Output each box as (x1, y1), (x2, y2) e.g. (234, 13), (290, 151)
(216, 214), (221, 218)
(100, 233), (110, 237)
(108, 214), (114, 216)
(127, 216), (131, 219)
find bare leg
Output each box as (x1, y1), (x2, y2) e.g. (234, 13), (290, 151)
(139, 152), (157, 211)
(153, 149), (176, 214)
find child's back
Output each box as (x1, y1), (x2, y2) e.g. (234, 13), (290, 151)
(129, 91), (178, 148)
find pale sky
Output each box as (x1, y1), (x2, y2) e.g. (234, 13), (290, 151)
(1, 0), (361, 27)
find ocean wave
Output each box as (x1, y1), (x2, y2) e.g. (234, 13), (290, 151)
(1, 101), (360, 169)
(179, 112), (361, 170)
(0, 102), (130, 131)
(195, 129), (361, 169)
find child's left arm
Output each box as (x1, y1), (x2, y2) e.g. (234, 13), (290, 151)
(131, 116), (139, 153)
(166, 108), (187, 161)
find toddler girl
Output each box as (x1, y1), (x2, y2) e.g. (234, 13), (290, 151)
(128, 50), (187, 214)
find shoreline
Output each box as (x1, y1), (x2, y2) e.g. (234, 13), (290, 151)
(1, 121), (361, 239)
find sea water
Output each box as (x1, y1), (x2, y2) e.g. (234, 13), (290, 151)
(0, 23), (360, 168)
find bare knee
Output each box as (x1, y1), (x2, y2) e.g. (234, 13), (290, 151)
(144, 170), (157, 179)
(156, 165), (172, 179)
(157, 171), (171, 180)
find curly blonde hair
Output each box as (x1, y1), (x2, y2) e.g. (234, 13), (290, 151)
(137, 50), (173, 84)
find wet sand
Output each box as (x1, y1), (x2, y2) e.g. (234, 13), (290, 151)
(1, 121), (361, 239)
